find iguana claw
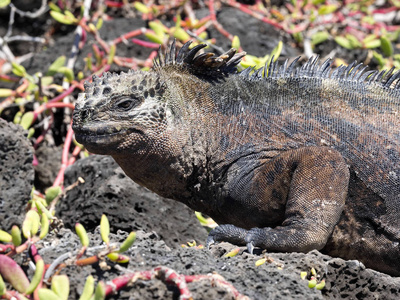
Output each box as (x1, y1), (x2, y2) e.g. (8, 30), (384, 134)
(206, 236), (215, 249)
(247, 241), (255, 255)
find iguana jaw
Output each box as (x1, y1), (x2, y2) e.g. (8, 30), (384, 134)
(73, 122), (143, 155)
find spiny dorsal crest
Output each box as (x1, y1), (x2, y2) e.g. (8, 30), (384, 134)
(153, 39), (246, 77)
(243, 54), (400, 90)
(154, 40), (400, 89)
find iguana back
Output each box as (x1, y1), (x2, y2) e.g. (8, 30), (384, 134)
(209, 62), (400, 233)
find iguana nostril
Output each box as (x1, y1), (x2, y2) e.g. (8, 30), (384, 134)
(80, 108), (91, 120)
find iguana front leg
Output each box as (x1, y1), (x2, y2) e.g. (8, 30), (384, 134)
(207, 146), (350, 254)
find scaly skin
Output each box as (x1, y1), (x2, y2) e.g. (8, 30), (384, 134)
(72, 41), (400, 276)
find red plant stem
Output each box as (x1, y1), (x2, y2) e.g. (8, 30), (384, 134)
(33, 154), (39, 166)
(33, 111), (54, 150)
(48, 84), (78, 104)
(33, 101), (75, 127)
(208, 0), (234, 40)
(67, 145), (82, 166)
(15, 78), (29, 95)
(3, 291), (27, 300)
(373, 6), (399, 14)
(224, 0), (284, 30)
(103, 271), (153, 295)
(79, 27), (87, 49)
(101, 266), (249, 299)
(113, 28), (147, 45)
(30, 244), (42, 263)
(144, 50), (158, 68)
(131, 38), (160, 49)
(75, 255), (99, 266)
(105, 0), (124, 8)
(0, 74), (20, 82)
(75, 246), (87, 260)
(52, 122), (74, 187)
(154, 266), (191, 300)
(30, 244), (45, 300)
(0, 244), (14, 253)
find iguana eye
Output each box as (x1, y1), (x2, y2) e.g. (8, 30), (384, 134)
(114, 97), (140, 111)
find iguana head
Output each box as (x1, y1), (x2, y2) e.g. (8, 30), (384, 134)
(72, 70), (169, 155)
(72, 40), (245, 157)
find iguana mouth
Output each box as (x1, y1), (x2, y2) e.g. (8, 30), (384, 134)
(73, 124), (143, 148)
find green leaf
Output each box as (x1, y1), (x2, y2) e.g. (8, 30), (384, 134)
(106, 252), (129, 263)
(22, 210), (41, 238)
(50, 11), (77, 25)
(364, 39), (380, 49)
(362, 15), (375, 25)
(311, 31), (330, 46)
(94, 281), (105, 300)
(346, 34), (362, 48)
(34, 199), (53, 220)
(0, 255), (30, 293)
(0, 274), (6, 295)
(315, 280), (326, 290)
(107, 44), (116, 65)
(118, 232), (136, 253)
(38, 288), (62, 300)
(334, 36), (353, 49)
(39, 212), (49, 239)
(47, 56), (66, 76)
(48, 2), (62, 12)
(78, 276), (94, 300)
(318, 4), (337, 15)
(96, 18), (103, 30)
(0, 230), (11, 243)
(145, 32), (164, 45)
(270, 41), (283, 61)
(363, 34), (377, 44)
(240, 54), (258, 69)
(372, 50), (386, 67)
(20, 111), (34, 130)
(224, 248), (240, 257)
(25, 259), (44, 294)
(149, 21), (166, 37)
(57, 67), (74, 82)
(52, 275), (69, 300)
(173, 28), (190, 42)
(134, 2), (150, 13)
(75, 223), (89, 247)
(45, 186), (62, 205)
(100, 214), (110, 244)
(0, 0), (10, 8)
(11, 225), (21, 246)
(27, 128), (35, 139)
(0, 88), (13, 97)
(380, 36), (394, 57)
(300, 271), (308, 280)
(308, 278), (317, 288)
(292, 31), (303, 43)
(232, 35), (240, 51)
(12, 62), (27, 77)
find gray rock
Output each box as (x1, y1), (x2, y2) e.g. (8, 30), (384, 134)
(0, 118), (34, 230)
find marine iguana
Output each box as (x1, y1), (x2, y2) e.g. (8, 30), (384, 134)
(72, 41), (400, 276)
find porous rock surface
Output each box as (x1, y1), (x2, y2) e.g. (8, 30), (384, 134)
(54, 155), (400, 299)
(0, 118), (33, 230)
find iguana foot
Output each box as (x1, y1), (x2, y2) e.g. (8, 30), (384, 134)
(207, 226), (274, 254)
(206, 224), (248, 249)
